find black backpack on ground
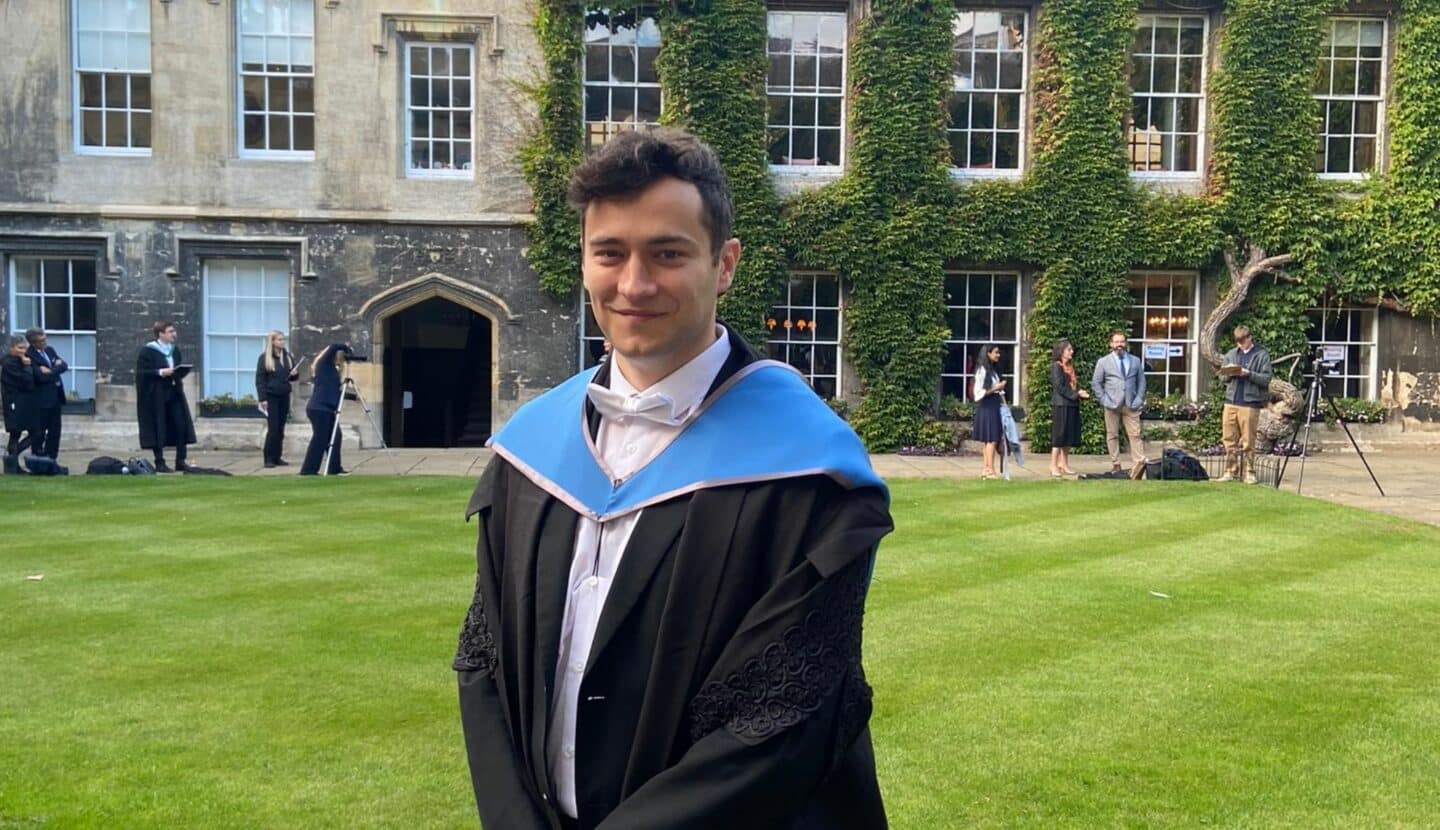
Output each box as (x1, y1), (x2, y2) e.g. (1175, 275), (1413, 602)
(1146, 447), (1208, 481)
(23, 454), (69, 476)
(85, 456), (156, 475)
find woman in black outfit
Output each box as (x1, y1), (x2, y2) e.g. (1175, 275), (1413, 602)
(2, 335), (36, 475)
(971, 343), (1007, 480)
(1048, 339), (1090, 477)
(255, 330), (299, 468)
(300, 343), (349, 476)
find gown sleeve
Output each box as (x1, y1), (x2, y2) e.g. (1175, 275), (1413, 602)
(597, 483), (892, 830)
(455, 460), (551, 830)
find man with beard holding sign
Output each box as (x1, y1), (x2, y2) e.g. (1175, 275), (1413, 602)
(454, 129), (893, 830)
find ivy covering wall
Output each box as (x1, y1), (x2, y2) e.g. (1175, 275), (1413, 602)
(520, 0), (1440, 452)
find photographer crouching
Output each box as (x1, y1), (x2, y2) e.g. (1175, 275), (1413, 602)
(299, 343), (354, 476)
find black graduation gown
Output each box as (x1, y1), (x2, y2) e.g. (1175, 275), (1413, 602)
(2, 354), (36, 433)
(135, 345), (197, 449)
(454, 340), (894, 830)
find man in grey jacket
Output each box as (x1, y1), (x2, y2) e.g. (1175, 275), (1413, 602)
(1218, 324), (1273, 483)
(1092, 330), (1147, 472)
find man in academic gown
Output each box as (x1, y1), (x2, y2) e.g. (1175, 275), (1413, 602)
(25, 327), (68, 460)
(454, 129), (894, 830)
(135, 320), (197, 473)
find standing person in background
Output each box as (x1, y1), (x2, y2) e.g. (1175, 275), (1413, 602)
(25, 327), (67, 461)
(2, 335), (37, 475)
(300, 343), (349, 476)
(1049, 339), (1089, 477)
(1091, 330), (1147, 473)
(135, 321), (197, 473)
(972, 343), (1008, 480)
(255, 331), (300, 469)
(1218, 324), (1273, 484)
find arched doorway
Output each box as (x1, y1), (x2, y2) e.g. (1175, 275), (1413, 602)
(382, 297), (493, 447)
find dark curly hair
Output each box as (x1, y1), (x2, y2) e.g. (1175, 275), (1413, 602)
(568, 128), (734, 261)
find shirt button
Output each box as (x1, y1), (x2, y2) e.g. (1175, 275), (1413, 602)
(571, 661), (584, 674)
(563, 745), (575, 759)
(586, 576), (600, 588)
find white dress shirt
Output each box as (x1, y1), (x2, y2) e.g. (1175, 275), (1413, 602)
(547, 329), (732, 818)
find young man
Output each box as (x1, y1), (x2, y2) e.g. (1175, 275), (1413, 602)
(455, 129), (893, 830)
(135, 321), (197, 473)
(25, 327), (68, 461)
(1218, 324), (1272, 484)
(1091, 330), (1147, 472)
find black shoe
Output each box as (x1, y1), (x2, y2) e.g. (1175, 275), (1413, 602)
(2, 455), (24, 475)
(154, 460), (173, 473)
(274, 459), (290, 467)
(175, 462), (196, 473)
(264, 461), (277, 468)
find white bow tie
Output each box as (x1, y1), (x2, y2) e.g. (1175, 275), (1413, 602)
(586, 383), (687, 426)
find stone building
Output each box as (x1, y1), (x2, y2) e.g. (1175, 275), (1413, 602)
(1, 1), (1437, 452)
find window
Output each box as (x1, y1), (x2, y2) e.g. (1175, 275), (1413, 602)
(405, 43), (474, 177)
(1128, 15), (1206, 174)
(579, 291), (608, 370)
(767, 273), (841, 399)
(941, 271), (1019, 401)
(73, 0), (151, 152)
(1315, 18), (1385, 177)
(583, 8), (661, 152)
(1306, 301), (1376, 398)
(767, 12), (846, 169)
(238, 0), (315, 157)
(8, 257), (98, 401)
(203, 260), (291, 398)
(1125, 272), (1197, 397)
(948, 11), (1026, 172)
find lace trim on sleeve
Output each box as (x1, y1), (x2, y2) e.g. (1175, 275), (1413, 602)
(688, 560), (868, 744)
(452, 575), (498, 676)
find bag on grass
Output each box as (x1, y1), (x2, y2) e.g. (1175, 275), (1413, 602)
(86, 456), (128, 475)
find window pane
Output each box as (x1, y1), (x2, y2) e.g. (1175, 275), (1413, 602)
(74, 297), (98, 331)
(105, 74), (127, 108)
(45, 297), (72, 330)
(80, 73), (103, 108)
(268, 115), (291, 150)
(293, 77), (313, 114)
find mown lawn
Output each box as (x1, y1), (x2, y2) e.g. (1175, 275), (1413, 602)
(1, 476), (1437, 828)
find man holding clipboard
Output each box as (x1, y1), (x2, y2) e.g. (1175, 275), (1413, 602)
(1216, 324), (1272, 483)
(135, 320), (197, 473)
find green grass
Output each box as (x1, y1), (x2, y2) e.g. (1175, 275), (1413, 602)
(2, 477), (1438, 829)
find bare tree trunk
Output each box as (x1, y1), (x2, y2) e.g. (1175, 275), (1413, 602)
(1200, 244), (1304, 449)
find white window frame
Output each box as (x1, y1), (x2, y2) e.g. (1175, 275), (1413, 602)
(72, 0), (152, 156)
(948, 10), (1028, 178)
(578, 290), (608, 371)
(1126, 271), (1199, 399)
(201, 259), (292, 399)
(404, 42), (475, 179)
(582, 8), (663, 153)
(1315, 17), (1388, 181)
(1128, 14), (1208, 179)
(236, 0), (316, 161)
(766, 10), (848, 175)
(8, 256), (100, 402)
(767, 272), (843, 399)
(941, 270), (1022, 402)
(1305, 301), (1378, 399)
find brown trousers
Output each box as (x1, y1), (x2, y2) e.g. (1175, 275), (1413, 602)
(1103, 406), (1145, 466)
(1222, 403), (1261, 477)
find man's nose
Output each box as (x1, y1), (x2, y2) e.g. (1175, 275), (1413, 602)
(617, 256), (657, 298)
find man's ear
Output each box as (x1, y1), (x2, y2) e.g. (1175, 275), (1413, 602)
(715, 238), (742, 296)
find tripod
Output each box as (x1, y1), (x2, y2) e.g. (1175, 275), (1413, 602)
(323, 372), (401, 476)
(1276, 355), (1383, 496)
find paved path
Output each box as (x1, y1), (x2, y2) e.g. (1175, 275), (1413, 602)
(25, 446), (1440, 528)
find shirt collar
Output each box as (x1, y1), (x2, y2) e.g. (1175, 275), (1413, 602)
(609, 326), (731, 420)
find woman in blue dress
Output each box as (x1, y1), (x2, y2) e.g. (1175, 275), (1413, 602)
(971, 343), (1007, 479)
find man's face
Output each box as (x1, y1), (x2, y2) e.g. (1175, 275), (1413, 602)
(8, 342), (24, 358)
(1235, 330), (1253, 349)
(581, 176), (740, 383)
(1111, 334), (1127, 354)
(29, 334), (46, 350)
(159, 326), (177, 345)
